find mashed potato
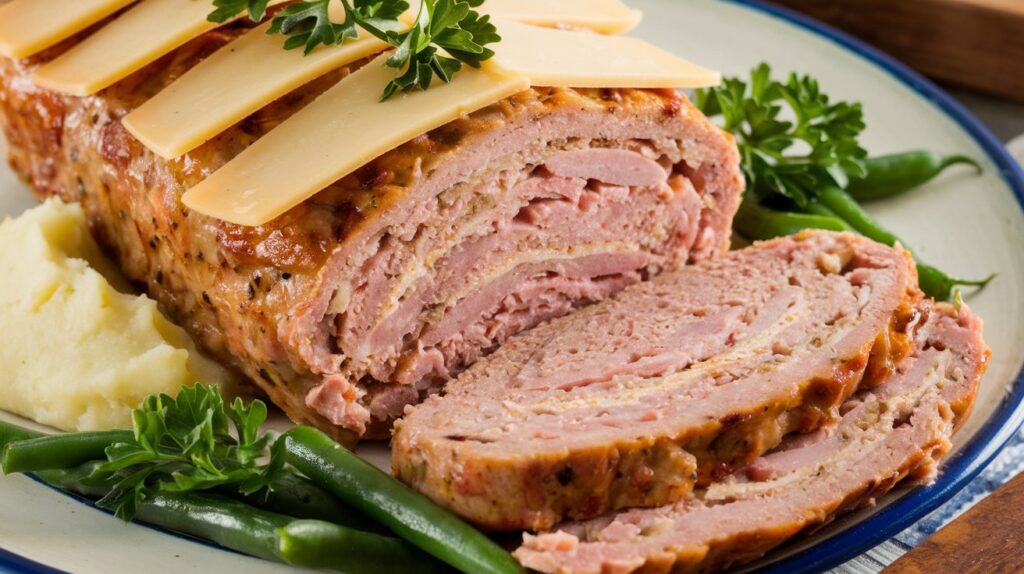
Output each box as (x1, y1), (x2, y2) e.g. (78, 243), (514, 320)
(0, 199), (234, 431)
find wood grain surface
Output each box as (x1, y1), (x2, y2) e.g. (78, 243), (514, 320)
(883, 471), (1024, 573)
(769, 0), (1024, 102)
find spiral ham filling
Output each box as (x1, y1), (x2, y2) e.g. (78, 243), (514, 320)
(393, 232), (922, 530)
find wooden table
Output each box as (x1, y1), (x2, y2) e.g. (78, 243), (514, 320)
(883, 471), (1024, 573)
(769, 0), (1024, 103)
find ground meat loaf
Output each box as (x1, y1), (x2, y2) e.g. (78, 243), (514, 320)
(0, 19), (743, 442)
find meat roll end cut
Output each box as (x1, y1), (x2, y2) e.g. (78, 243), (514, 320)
(515, 300), (988, 574)
(393, 231), (923, 531)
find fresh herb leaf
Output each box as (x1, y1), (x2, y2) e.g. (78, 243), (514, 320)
(345, 0), (410, 39)
(242, 0), (498, 99)
(208, 0), (272, 23)
(380, 0), (497, 99)
(88, 385), (285, 521)
(95, 466), (153, 520)
(267, 0), (353, 54)
(712, 64), (993, 301)
(695, 63), (868, 207)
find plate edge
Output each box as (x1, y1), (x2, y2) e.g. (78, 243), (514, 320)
(723, 1), (1024, 573)
(2, 2), (1024, 572)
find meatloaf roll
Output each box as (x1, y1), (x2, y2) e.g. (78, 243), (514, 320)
(393, 231), (923, 531)
(515, 300), (988, 574)
(0, 25), (743, 442)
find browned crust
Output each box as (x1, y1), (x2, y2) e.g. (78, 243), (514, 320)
(686, 432), (954, 574)
(513, 302), (988, 574)
(393, 233), (923, 531)
(0, 21), (743, 442)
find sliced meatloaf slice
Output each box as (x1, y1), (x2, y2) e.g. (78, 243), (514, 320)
(515, 301), (988, 574)
(392, 231), (922, 531)
(0, 23), (743, 442)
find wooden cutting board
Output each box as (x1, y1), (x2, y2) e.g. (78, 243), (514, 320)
(768, 0), (1024, 102)
(883, 471), (1024, 573)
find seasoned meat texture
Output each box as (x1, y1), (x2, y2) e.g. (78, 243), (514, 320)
(0, 24), (744, 442)
(393, 232), (923, 531)
(515, 300), (988, 574)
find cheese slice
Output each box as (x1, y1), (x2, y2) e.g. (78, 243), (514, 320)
(490, 19), (721, 89)
(0, 0), (136, 59)
(31, 0), (289, 96)
(124, 15), (392, 159)
(123, 1), (644, 159)
(403, 0), (641, 34)
(481, 0), (643, 34)
(182, 55), (530, 226)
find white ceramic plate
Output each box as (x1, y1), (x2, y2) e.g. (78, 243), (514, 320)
(2, 1), (1024, 572)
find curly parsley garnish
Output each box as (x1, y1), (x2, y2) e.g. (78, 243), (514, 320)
(208, 0), (273, 23)
(694, 63), (868, 207)
(87, 385), (285, 521)
(209, 0), (500, 101)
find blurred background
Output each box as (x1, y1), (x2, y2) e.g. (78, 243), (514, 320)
(768, 0), (1024, 143)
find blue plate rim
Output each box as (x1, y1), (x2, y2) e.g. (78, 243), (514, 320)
(0, 548), (64, 574)
(723, 1), (1024, 573)
(3, 2), (1024, 573)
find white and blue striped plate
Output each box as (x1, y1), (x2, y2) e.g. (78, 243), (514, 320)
(2, 1), (1024, 572)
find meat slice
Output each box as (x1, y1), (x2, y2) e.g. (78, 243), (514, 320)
(392, 232), (922, 531)
(0, 23), (743, 442)
(514, 301), (988, 574)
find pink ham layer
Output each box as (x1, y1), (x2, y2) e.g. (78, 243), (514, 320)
(274, 90), (745, 441)
(392, 232), (921, 531)
(306, 146), (708, 435)
(515, 302), (988, 574)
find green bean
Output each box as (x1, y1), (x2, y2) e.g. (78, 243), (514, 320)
(39, 463), (443, 573)
(0, 421), (382, 536)
(848, 151), (981, 202)
(277, 520), (454, 574)
(0, 420), (41, 453)
(816, 187), (994, 299)
(1, 429), (132, 474)
(236, 471), (385, 533)
(803, 201), (855, 230)
(137, 491), (288, 562)
(817, 187), (902, 245)
(734, 198), (849, 241)
(916, 264), (995, 303)
(40, 462), (284, 560)
(282, 426), (524, 574)
(36, 463), (114, 498)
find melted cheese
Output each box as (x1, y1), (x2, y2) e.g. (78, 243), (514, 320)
(31, 0), (288, 96)
(491, 19), (721, 89)
(0, 0), (136, 59)
(481, 0), (642, 34)
(124, 18), (391, 159)
(182, 55), (529, 226)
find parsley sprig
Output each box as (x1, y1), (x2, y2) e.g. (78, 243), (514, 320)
(208, 0), (273, 24)
(378, 0), (500, 99)
(266, 0), (408, 54)
(694, 63), (868, 207)
(85, 385), (285, 520)
(209, 0), (500, 101)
